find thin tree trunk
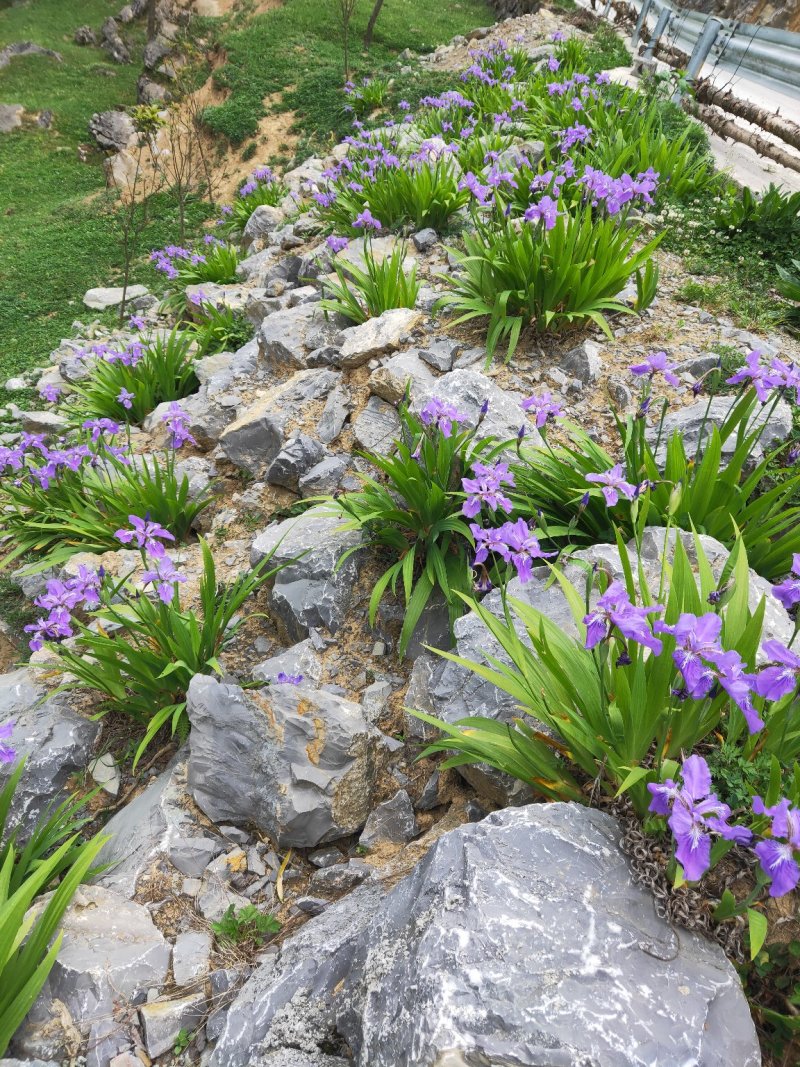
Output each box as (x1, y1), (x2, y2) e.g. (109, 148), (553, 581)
(687, 100), (800, 176)
(363, 0), (385, 48)
(147, 0), (157, 41)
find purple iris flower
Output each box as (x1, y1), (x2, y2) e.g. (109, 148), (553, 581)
(498, 518), (556, 582)
(753, 796), (800, 897)
(0, 720), (15, 764)
(353, 208), (382, 231)
(162, 402), (196, 449)
(770, 358), (800, 404)
(419, 398), (468, 438)
(523, 195), (562, 230)
(547, 55), (560, 71)
(470, 523), (513, 565)
(462, 461), (515, 518)
(585, 463), (637, 507)
(40, 384), (61, 403)
(117, 387), (135, 410)
(115, 516), (175, 558)
(141, 555), (186, 604)
(583, 580), (664, 654)
(24, 607), (74, 652)
(648, 754), (751, 882)
(276, 672), (304, 685)
(752, 640), (800, 702)
(82, 418), (121, 442)
(654, 612), (722, 699)
(326, 235), (349, 253)
(726, 350), (781, 402)
(129, 314), (146, 330)
(773, 554), (800, 610)
(630, 351), (680, 388)
(521, 391), (565, 429)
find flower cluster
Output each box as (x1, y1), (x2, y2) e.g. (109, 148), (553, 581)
(471, 517), (554, 582)
(726, 349), (800, 404)
(521, 391), (565, 429)
(420, 397), (468, 438)
(462, 461), (515, 517)
(115, 515), (185, 604)
(162, 402), (196, 449)
(584, 580), (664, 655)
(630, 350), (679, 387)
(24, 566), (103, 651)
(151, 244), (209, 280)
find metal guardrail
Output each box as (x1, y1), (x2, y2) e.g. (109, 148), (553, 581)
(604, 0), (800, 101)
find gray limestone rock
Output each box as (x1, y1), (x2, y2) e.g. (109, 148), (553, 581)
(316, 384), (352, 445)
(557, 339), (603, 384)
(172, 930), (213, 987)
(259, 304), (341, 370)
(139, 992), (207, 1058)
(252, 639), (324, 687)
(352, 396), (401, 456)
(299, 455), (350, 497)
(244, 205), (286, 249)
(266, 434), (326, 489)
(358, 790), (417, 848)
(213, 804), (758, 1067)
(93, 759), (205, 896)
(250, 509), (362, 641)
(0, 670), (100, 840)
(0, 104), (24, 133)
(648, 395), (793, 462)
(411, 369), (537, 448)
(367, 350), (435, 405)
(186, 674), (391, 847)
(83, 284), (148, 310)
(13, 886), (171, 1062)
(337, 308), (420, 369)
(411, 228), (438, 252)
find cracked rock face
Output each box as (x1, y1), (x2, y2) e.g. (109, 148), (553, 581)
(250, 508), (362, 641)
(13, 886), (171, 1063)
(0, 669), (100, 839)
(213, 804), (758, 1067)
(186, 674), (391, 847)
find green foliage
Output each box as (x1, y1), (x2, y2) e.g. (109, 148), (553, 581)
(211, 903), (281, 947)
(705, 742), (773, 812)
(317, 158), (470, 235)
(328, 403), (508, 657)
(319, 240), (419, 324)
(68, 329), (200, 425)
(50, 539), (290, 766)
(412, 534), (768, 815)
(0, 440), (214, 574)
(219, 171), (289, 237)
(440, 208), (662, 362)
(346, 75), (392, 117)
(777, 257), (800, 331)
(512, 388), (800, 581)
(743, 938), (800, 1060)
(0, 760), (108, 1056)
(184, 302), (254, 354)
(714, 184), (800, 240)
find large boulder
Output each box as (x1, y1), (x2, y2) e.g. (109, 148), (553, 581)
(186, 674), (391, 847)
(0, 669), (100, 839)
(213, 804), (759, 1067)
(12, 886), (171, 1064)
(250, 508), (362, 641)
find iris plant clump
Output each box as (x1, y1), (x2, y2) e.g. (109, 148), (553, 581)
(216, 166), (289, 236)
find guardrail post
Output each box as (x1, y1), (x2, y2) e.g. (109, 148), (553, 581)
(672, 16), (722, 100)
(631, 0), (655, 49)
(642, 8), (672, 60)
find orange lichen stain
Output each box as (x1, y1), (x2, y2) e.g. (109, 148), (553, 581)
(306, 716), (326, 765)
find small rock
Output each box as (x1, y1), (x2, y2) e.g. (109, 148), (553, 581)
(361, 679), (391, 724)
(83, 284), (148, 310)
(352, 395), (401, 456)
(139, 992), (207, 1059)
(417, 770), (441, 811)
(359, 790), (417, 849)
(294, 896), (329, 916)
(557, 340), (602, 384)
(310, 859), (371, 894)
(308, 847), (343, 868)
(74, 25), (97, 44)
(338, 308), (420, 369)
(168, 835), (226, 878)
(412, 228), (438, 253)
(172, 930), (212, 988)
(89, 752), (121, 796)
(266, 433), (325, 490)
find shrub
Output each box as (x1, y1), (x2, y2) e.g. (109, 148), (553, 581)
(344, 75), (391, 117)
(440, 206), (662, 362)
(0, 420), (213, 574)
(512, 370), (800, 580)
(714, 183), (800, 240)
(328, 399), (521, 656)
(152, 238), (240, 312)
(319, 238), (419, 324)
(0, 758), (108, 1056)
(44, 537), (290, 767)
(67, 329), (199, 425)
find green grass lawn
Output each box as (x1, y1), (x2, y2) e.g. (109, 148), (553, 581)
(204, 0), (493, 148)
(0, 0), (492, 382)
